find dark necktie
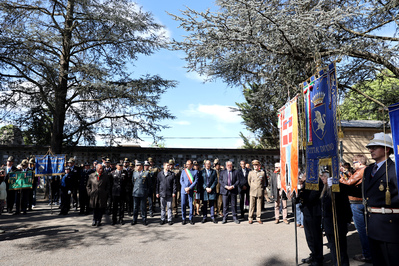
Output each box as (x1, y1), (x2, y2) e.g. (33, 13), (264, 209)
(371, 164), (378, 177)
(228, 171), (231, 186)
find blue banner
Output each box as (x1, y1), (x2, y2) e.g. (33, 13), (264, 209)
(388, 102), (399, 186)
(303, 63), (339, 191)
(34, 155), (66, 176)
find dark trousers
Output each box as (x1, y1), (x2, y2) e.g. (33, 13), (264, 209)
(28, 187), (37, 208)
(15, 190), (28, 214)
(369, 238), (399, 266)
(49, 180), (60, 203)
(60, 189), (71, 214)
(303, 213), (323, 264)
(93, 208), (105, 223)
(112, 195), (125, 222)
(326, 229), (349, 266)
(202, 200), (215, 219)
(147, 195), (154, 215)
(239, 189), (249, 216)
(181, 192), (194, 221)
(7, 190), (15, 212)
(222, 193), (237, 220)
(72, 187), (78, 208)
(133, 196), (147, 222)
(79, 189), (90, 214)
(125, 193), (133, 215)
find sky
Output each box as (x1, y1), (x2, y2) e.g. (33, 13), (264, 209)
(128, 0), (252, 149)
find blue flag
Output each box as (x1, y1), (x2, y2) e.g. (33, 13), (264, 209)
(303, 63), (339, 191)
(34, 155), (66, 176)
(388, 102), (399, 185)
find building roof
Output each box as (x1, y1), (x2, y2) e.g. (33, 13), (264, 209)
(340, 120), (390, 129)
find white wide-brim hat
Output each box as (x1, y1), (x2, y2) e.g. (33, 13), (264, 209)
(366, 132), (393, 149)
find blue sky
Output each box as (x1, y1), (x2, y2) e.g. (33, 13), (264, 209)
(130, 0), (252, 148)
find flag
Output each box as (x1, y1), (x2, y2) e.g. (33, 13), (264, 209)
(8, 171), (34, 190)
(388, 102), (399, 186)
(279, 97), (299, 195)
(35, 154), (66, 176)
(303, 63), (339, 191)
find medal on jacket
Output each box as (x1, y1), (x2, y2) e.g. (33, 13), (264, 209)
(379, 180), (384, 191)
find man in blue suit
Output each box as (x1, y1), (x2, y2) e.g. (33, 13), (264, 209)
(219, 161), (240, 224)
(180, 160), (198, 225)
(200, 160), (218, 223)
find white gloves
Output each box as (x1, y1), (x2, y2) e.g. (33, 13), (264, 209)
(68, 190), (71, 195)
(327, 177), (333, 188)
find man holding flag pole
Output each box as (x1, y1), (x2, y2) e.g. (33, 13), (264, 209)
(180, 160), (198, 225)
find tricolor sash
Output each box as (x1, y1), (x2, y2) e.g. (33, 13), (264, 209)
(185, 168), (194, 184)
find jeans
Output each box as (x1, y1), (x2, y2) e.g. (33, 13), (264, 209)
(160, 197), (172, 222)
(296, 203), (303, 225)
(351, 203), (372, 259)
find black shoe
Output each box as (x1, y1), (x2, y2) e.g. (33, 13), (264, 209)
(234, 219), (240, 224)
(131, 220), (137, 225)
(13, 212), (20, 215)
(150, 213), (154, 218)
(222, 219), (227, 224)
(111, 221), (116, 225)
(58, 212), (63, 216)
(168, 221), (173, 225)
(79, 212), (85, 215)
(190, 220), (195, 225)
(240, 214), (244, 219)
(143, 220), (148, 226)
(182, 220), (187, 225)
(301, 256), (314, 264)
(201, 218), (206, 224)
(96, 221), (101, 227)
(212, 219), (218, 224)
(160, 220), (165, 225)
(119, 219), (125, 225)
(174, 214), (178, 218)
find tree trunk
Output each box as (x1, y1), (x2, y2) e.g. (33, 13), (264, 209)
(50, 0), (75, 154)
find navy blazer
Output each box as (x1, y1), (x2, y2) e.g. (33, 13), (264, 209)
(200, 168), (217, 201)
(364, 158), (399, 243)
(180, 168), (198, 196)
(219, 169), (240, 195)
(237, 167), (250, 192)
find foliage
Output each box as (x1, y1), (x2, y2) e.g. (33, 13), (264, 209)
(340, 71), (399, 121)
(170, 0), (399, 145)
(0, 0), (176, 152)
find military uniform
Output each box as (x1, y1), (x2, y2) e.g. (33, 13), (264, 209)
(148, 159), (160, 209)
(247, 163), (266, 223)
(79, 165), (93, 214)
(132, 169), (151, 225)
(171, 167), (181, 217)
(3, 159), (17, 213)
(125, 163), (134, 216)
(111, 167), (128, 224)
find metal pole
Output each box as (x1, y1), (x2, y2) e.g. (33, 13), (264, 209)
(293, 194), (298, 266)
(330, 189), (341, 266)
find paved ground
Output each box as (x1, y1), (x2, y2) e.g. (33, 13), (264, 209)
(0, 195), (372, 266)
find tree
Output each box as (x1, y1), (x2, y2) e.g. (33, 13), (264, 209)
(234, 83), (284, 148)
(0, 0), (175, 153)
(170, 0), (399, 143)
(340, 70), (399, 121)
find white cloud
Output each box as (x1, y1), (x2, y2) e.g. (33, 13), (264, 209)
(185, 104), (242, 124)
(185, 71), (208, 82)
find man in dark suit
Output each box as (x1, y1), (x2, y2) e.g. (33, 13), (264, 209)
(79, 162), (93, 215)
(111, 162), (128, 225)
(200, 160), (218, 223)
(156, 161), (176, 225)
(219, 161), (240, 224)
(3, 156), (17, 213)
(237, 160), (250, 219)
(363, 132), (399, 266)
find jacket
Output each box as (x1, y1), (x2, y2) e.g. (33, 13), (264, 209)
(86, 172), (110, 208)
(111, 169), (128, 197)
(248, 170), (266, 197)
(180, 168), (198, 196)
(156, 170), (176, 198)
(200, 168), (217, 201)
(339, 167), (365, 201)
(219, 169), (240, 195)
(132, 170), (151, 198)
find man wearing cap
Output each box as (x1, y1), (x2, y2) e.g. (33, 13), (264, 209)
(79, 162), (94, 214)
(3, 156), (17, 213)
(125, 161), (134, 216)
(87, 164), (110, 226)
(180, 160), (198, 225)
(143, 160), (155, 217)
(67, 158), (80, 211)
(14, 159), (30, 215)
(213, 159), (223, 217)
(170, 159), (181, 218)
(271, 162), (289, 224)
(219, 161), (240, 224)
(238, 160), (250, 219)
(148, 157), (160, 209)
(132, 161), (151, 225)
(248, 160), (267, 224)
(59, 167), (73, 215)
(156, 161), (176, 225)
(363, 132), (399, 265)
(27, 158), (38, 210)
(111, 162), (128, 225)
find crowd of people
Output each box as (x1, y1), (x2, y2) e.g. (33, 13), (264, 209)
(0, 132), (398, 266)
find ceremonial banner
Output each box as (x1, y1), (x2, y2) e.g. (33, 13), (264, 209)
(35, 155), (66, 177)
(303, 63), (339, 191)
(388, 102), (399, 185)
(8, 171), (34, 190)
(278, 97), (299, 195)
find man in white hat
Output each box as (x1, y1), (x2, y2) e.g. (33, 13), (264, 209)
(363, 132), (399, 265)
